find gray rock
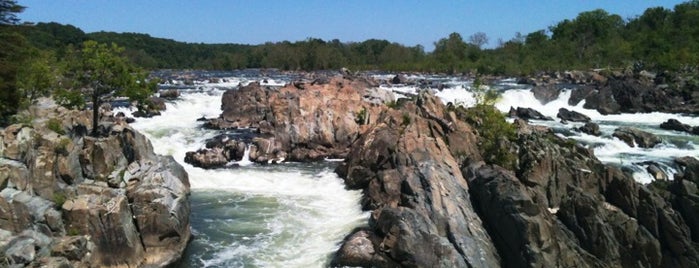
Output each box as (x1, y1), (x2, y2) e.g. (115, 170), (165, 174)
(558, 108), (591, 122)
(613, 127), (662, 148)
(575, 122), (602, 136)
(4, 237), (36, 265)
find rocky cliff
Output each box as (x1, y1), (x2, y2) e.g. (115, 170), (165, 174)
(0, 99), (190, 267)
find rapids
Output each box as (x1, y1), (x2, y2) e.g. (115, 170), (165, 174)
(117, 70), (696, 266)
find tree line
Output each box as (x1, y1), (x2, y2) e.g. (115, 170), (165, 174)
(17, 1), (699, 74)
(2, 0), (699, 125)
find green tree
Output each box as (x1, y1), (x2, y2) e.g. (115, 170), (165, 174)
(0, 0), (29, 125)
(59, 41), (153, 136)
(0, 0), (24, 25)
(16, 50), (58, 109)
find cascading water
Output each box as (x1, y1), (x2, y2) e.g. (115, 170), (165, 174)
(115, 77), (367, 267)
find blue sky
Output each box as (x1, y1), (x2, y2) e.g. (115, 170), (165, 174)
(19, 0), (687, 50)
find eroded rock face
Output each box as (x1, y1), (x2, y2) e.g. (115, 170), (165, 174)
(188, 75), (389, 167)
(334, 93), (498, 267)
(334, 89), (699, 268)
(0, 99), (190, 267)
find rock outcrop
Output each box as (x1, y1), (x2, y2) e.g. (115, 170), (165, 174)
(188, 74), (391, 167)
(529, 70), (699, 115)
(334, 92), (498, 267)
(331, 88), (699, 267)
(0, 99), (190, 267)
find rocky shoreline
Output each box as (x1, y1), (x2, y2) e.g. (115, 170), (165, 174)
(0, 99), (190, 267)
(182, 69), (699, 267)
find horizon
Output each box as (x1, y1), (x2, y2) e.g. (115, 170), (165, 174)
(19, 0), (688, 51)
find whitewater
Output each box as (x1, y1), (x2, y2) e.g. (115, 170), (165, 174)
(116, 77), (368, 267)
(382, 75), (699, 184)
(118, 71), (697, 267)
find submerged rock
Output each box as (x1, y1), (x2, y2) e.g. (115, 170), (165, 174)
(575, 122), (602, 136)
(613, 127), (662, 148)
(660, 119), (699, 135)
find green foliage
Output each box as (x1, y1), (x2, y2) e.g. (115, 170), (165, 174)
(401, 112), (411, 127)
(10, 113), (33, 125)
(460, 104), (517, 169)
(58, 40), (153, 136)
(355, 107), (367, 125)
(471, 77), (500, 106)
(455, 81), (517, 168)
(67, 227), (80, 236)
(10, 2), (699, 75)
(0, 0), (24, 25)
(0, 26), (31, 125)
(16, 50), (58, 109)
(53, 88), (85, 109)
(52, 192), (66, 208)
(46, 117), (65, 135)
(385, 100), (399, 109)
(54, 137), (70, 155)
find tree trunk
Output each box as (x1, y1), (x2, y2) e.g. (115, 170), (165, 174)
(91, 93), (99, 137)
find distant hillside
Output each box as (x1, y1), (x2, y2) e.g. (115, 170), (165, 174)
(18, 1), (699, 74)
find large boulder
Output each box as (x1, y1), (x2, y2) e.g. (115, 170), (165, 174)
(613, 127), (662, 148)
(333, 85), (699, 267)
(62, 184), (144, 267)
(575, 122), (602, 136)
(220, 81), (270, 129)
(508, 106), (553, 121)
(531, 84), (561, 104)
(574, 72), (697, 114)
(557, 108), (591, 123)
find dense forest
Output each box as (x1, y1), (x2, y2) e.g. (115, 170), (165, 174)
(2, 0), (699, 124)
(16, 0), (699, 74)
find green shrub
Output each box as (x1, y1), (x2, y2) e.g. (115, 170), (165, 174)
(10, 113), (34, 126)
(401, 112), (411, 126)
(67, 228), (80, 236)
(385, 100), (399, 109)
(53, 88), (85, 110)
(53, 192), (66, 208)
(458, 104), (517, 169)
(355, 107), (367, 125)
(54, 137), (71, 155)
(47, 118), (65, 135)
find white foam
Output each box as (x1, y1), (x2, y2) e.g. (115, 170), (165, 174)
(496, 88), (699, 183)
(118, 88), (367, 267)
